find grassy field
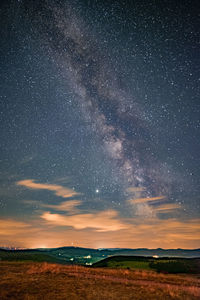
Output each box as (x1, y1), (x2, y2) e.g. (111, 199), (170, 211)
(105, 260), (151, 270)
(0, 261), (200, 299)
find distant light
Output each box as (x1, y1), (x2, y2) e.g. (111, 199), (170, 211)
(95, 189), (99, 193)
(83, 255), (91, 259)
(153, 255), (159, 258)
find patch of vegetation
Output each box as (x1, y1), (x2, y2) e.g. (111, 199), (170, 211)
(93, 255), (200, 274)
(150, 259), (200, 274)
(93, 255), (152, 270)
(106, 260), (150, 270)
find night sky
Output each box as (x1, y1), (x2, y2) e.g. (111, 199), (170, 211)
(0, 0), (199, 249)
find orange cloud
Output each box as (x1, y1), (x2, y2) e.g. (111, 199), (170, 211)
(128, 196), (165, 204)
(40, 200), (81, 213)
(41, 210), (129, 232)
(16, 179), (80, 198)
(154, 203), (181, 212)
(0, 219), (35, 236)
(130, 198), (180, 218)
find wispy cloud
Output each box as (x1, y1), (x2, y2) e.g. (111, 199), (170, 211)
(41, 210), (129, 232)
(153, 203), (181, 212)
(40, 200), (81, 214)
(16, 179), (80, 198)
(128, 196), (181, 218)
(0, 219), (34, 236)
(128, 196), (165, 204)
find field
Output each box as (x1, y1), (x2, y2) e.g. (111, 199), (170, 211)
(0, 261), (200, 300)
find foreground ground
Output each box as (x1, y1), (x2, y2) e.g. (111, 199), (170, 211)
(0, 262), (200, 299)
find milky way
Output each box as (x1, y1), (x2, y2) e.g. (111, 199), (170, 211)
(21, 0), (179, 201)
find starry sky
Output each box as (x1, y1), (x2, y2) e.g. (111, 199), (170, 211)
(0, 0), (199, 249)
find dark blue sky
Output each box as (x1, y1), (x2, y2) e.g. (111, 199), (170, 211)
(0, 0), (199, 248)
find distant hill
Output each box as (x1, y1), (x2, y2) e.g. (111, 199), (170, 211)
(97, 248), (200, 258)
(0, 249), (67, 264)
(0, 247), (199, 265)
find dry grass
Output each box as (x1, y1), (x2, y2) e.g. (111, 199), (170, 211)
(0, 261), (199, 299)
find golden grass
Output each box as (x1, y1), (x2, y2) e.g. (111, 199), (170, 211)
(0, 261), (199, 299)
